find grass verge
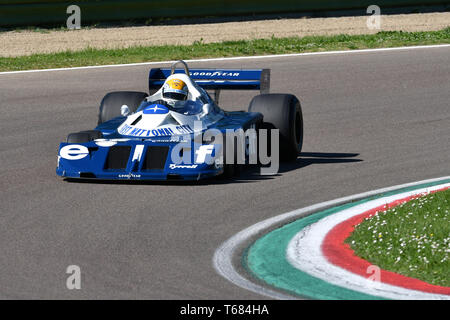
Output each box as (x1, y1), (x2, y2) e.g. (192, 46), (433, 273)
(346, 188), (450, 287)
(1, 27), (449, 72)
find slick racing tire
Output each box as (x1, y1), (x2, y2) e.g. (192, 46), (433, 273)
(249, 93), (303, 161)
(98, 91), (148, 124)
(67, 130), (103, 143)
(220, 133), (248, 179)
(219, 140), (238, 180)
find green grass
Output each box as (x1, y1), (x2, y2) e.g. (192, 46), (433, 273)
(1, 27), (449, 72)
(346, 188), (450, 287)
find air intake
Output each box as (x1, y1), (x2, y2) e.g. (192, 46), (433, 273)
(142, 146), (169, 170)
(79, 172), (96, 178)
(105, 146), (132, 170)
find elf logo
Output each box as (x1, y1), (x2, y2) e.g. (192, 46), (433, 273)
(195, 145), (214, 164)
(60, 144), (89, 160)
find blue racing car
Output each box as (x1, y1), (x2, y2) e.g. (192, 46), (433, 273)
(56, 60), (303, 181)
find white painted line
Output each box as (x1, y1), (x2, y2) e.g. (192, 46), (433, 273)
(1, 44), (449, 76)
(286, 183), (450, 300)
(212, 176), (450, 299)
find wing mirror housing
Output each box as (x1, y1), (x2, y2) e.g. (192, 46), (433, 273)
(121, 104), (130, 116)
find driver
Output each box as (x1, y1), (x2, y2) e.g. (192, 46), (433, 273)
(142, 76), (201, 115)
(161, 78), (189, 108)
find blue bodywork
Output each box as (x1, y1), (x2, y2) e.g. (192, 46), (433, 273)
(56, 67), (267, 181)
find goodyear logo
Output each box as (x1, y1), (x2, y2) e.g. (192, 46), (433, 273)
(189, 71), (240, 78)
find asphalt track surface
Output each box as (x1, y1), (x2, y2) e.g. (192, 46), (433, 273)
(0, 47), (449, 299)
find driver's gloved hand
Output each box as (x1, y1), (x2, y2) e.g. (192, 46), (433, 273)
(152, 99), (170, 108)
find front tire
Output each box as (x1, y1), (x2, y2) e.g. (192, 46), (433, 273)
(67, 130), (103, 143)
(98, 91), (148, 124)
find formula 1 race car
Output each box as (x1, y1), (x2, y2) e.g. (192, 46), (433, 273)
(56, 60), (303, 181)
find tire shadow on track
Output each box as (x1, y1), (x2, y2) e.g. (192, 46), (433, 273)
(278, 152), (363, 173)
(63, 152), (362, 186)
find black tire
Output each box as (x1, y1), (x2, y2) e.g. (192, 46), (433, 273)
(221, 134), (246, 179)
(249, 94), (303, 161)
(217, 140), (236, 180)
(98, 91), (148, 124)
(67, 130), (103, 143)
(222, 163), (235, 179)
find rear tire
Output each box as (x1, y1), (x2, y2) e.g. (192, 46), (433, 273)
(249, 94), (303, 161)
(98, 91), (148, 124)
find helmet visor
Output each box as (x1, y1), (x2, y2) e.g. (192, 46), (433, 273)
(163, 91), (187, 101)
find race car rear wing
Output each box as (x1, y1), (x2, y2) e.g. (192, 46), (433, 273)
(148, 64), (270, 103)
